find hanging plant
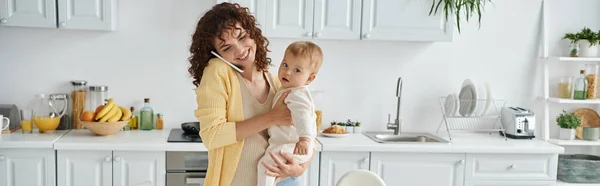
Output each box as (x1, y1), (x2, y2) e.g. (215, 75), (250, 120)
(429, 0), (493, 34)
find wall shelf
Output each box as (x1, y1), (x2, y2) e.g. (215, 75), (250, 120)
(548, 138), (600, 146)
(547, 97), (600, 104)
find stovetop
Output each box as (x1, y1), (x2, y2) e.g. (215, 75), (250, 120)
(167, 129), (202, 143)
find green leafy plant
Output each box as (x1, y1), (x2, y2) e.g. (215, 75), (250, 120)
(577, 27), (600, 47)
(556, 110), (581, 129)
(562, 33), (580, 44)
(345, 119), (354, 127)
(355, 121), (361, 127)
(429, 0), (493, 34)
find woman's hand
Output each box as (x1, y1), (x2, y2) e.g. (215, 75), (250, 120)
(261, 150), (313, 178)
(268, 91), (292, 126)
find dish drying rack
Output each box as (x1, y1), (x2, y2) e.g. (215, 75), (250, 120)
(436, 97), (507, 141)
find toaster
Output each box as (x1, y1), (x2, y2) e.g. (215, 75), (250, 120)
(500, 107), (535, 139)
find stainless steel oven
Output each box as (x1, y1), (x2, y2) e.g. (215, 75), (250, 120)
(166, 151), (208, 186)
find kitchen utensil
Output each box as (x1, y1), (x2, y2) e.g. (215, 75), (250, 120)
(500, 107), (535, 139)
(458, 79), (476, 116)
(319, 131), (351, 138)
(33, 94), (64, 133)
(211, 51), (244, 73)
(0, 114), (10, 131)
(71, 80), (88, 130)
(20, 109), (33, 133)
(50, 93), (70, 130)
(81, 120), (129, 136)
(181, 122), (200, 134)
(0, 104), (21, 133)
(574, 108), (600, 139)
(474, 83), (487, 116)
(443, 93), (458, 116)
(481, 83), (493, 116)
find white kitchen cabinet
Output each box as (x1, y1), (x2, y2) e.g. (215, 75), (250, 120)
(312, 0), (362, 40)
(297, 152), (320, 186)
(217, 0), (265, 27)
(58, 150), (166, 186)
(319, 152), (370, 186)
(264, 0), (314, 39)
(370, 152), (465, 186)
(0, 0), (57, 28)
(113, 151), (165, 186)
(361, 0), (454, 41)
(465, 154), (557, 181)
(57, 0), (118, 30)
(0, 149), (56, 186)
(57, 150), (112, 186)
(465, 181), (556, 186)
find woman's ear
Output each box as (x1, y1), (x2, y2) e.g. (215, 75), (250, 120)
(306, 73), (317, 84)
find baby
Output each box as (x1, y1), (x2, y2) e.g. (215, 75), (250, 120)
(257, 41), (323, 186)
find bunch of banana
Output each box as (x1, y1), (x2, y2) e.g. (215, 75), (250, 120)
(94, 98), (132, 122)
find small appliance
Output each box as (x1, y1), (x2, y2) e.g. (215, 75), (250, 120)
(500, 106), (535, 139)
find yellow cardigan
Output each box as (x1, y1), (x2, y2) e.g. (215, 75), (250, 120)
(195, 58), (282, 186)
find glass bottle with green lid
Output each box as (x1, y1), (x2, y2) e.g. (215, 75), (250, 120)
(574, 70), (588, 100)
(139, 98), (154, 130)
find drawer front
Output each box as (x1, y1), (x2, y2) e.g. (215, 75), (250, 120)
(465, 180), (556, 186)
(466, 154), (557, 180)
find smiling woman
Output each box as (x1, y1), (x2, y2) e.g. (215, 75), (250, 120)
(187, 2), (314, 186)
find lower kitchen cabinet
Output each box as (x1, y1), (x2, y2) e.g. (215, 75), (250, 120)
(319, 152), (370, 186)
(464, 181), (556, 186)
(297, 152), (320, 186)
(0, 149), (56, 186)
(57, 150), (165, 186)
(370, 152), (466, 186)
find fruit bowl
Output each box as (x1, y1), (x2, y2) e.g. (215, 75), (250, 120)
(81, 120), (129, 136)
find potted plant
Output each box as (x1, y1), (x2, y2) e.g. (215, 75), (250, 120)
(345, 119), (354, 133)
(556, 110), (581, 140)
(353, 121), (362, 133)
(577, 27), (599, 57)
(563, 33), (580, 57)
(429, 0), (492, 34)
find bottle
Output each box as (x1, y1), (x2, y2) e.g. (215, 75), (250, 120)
(128, 107), (138, 130)
(574, 70), (588, 100)
(156, 113), (163, 130)
(139, 98), (154, 130)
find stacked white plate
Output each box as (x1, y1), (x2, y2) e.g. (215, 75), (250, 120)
(444, 79), (493, 117)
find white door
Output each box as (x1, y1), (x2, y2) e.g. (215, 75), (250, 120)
(0, 149), (56, 186)
(217, 0), (265, 27)
(264, 0), (314, 39)
(297, 152), (320, 186)
(313, 0), (362, 40)
(320, 152), (370, 186)
(57, 0), (117, 30)
(465, 181), (556, 186)
(113, 151), (166, 186)
(361, 0), (454, 41)
(0, 0), (56, 28)
(57, 150), (112, 186)
(370, 152), (465, 186)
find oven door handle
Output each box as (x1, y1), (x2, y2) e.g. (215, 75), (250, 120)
(185, 174), (205, 185)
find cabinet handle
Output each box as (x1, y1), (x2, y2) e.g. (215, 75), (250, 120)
(363, 34), (370, 39)
(114, 157), (121, 162)
(510, 164), (516, 169)
(105, 157), (111, 162)
(0, 155), (4, 161)
(459, 159), (465, 164)
(59, 22), (66, 28)
(315, 32), (321, 37)
(362, 158), (369, 163)
(305, 32), (313, 37)
(0, 19), (7, 24)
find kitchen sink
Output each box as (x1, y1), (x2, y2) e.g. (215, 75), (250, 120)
(363, 132), (450, 144)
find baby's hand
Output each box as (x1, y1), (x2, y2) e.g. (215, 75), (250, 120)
(293, 138), (311, 155)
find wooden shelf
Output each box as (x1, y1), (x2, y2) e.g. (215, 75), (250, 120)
(557, 180), (600, 186)
(547, 97), (600, 104)
(548, 138), (600, 146)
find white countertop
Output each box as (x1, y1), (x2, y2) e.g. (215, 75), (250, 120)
(316, 132), (565, 154)
(0, 130), (69, 149)
(53, 129), (323, 152)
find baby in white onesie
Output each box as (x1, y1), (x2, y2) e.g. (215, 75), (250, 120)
(257, 41), (324, 186)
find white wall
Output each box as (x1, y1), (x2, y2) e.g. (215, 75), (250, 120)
(1, 0), (599, 137)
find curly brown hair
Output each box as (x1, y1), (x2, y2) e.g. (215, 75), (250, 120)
(188, 2), (271, 87)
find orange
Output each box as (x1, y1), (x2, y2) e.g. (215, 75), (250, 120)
(94, 105), (104, 115)
(81, 111), (95, 122)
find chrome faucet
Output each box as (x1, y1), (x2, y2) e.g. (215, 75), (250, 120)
(387, 77), (402, 135)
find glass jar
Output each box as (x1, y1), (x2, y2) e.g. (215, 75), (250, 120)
(33, 94), (65, 133)
(311, 91), (324, 131)
(139, 98), (154, 130)
(586, 64), (599, 99)
(574, 70), (588, 100)
(570, 42), (580, 57)
(71, 80), (87, 129)
(558, 77), (573, 99)
(82, 86), (108, 124)
(156, 113), (163, 130)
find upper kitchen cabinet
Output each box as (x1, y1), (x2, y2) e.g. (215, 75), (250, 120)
(57, 0), (118, 31)
(361, 0), (454, 42)
(313, 0), (362, 40)
(217, 0), (265, 28)
(263, 0), (314, 39)
(0, 0), (57, 28)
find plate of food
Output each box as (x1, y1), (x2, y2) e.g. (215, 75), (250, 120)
(320, 125), (351, 138)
